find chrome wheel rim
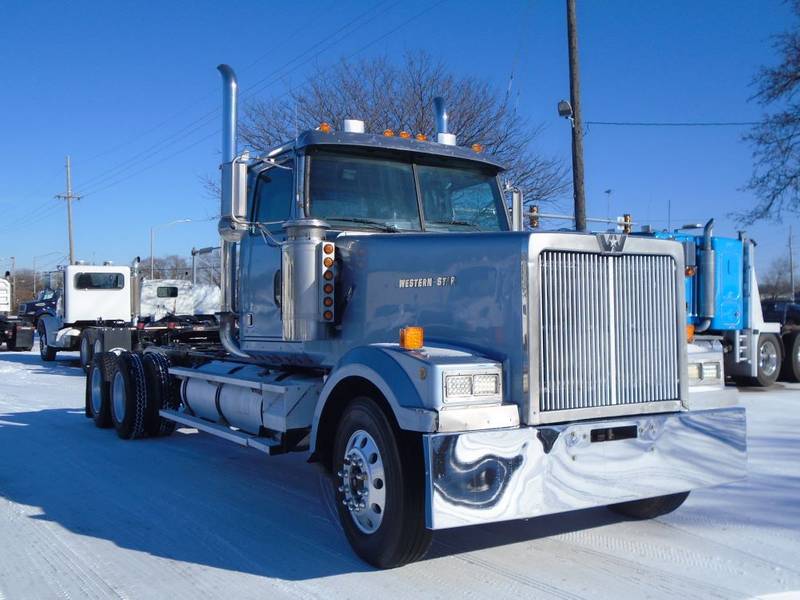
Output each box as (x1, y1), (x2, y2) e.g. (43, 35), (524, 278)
(91, 367), (103, 415)
(759, 340), (778, 377)
(112, 371), (126, 423)
(338, 429), (386, 534)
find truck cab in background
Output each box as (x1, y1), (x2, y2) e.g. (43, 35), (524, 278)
(38, 264), (131, 361)
(647, 223), (799, 385)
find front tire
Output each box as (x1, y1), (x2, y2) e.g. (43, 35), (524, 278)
(332, 397), (431, 568)
(780, 331), (800, 383)
(110, 352), (148, 440)
(609, 491), (690, 519)
(38, 323), (57, 361)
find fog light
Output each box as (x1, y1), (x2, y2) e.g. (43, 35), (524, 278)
(472, 374), (499, 396)
(445, 375), (472, 397)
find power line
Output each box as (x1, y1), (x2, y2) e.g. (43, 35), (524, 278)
(585, 120), (759, 127)
(77, 1), (400, 195)
(80, 0), (448, 200)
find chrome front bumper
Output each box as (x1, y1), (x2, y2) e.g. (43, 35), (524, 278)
(423, 407), (746, 529)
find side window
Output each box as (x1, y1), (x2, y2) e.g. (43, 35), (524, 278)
(254, 163), (294, 227)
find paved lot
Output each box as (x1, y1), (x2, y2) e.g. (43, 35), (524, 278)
(0, 347), (798, 599)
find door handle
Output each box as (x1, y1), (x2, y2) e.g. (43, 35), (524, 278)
(273, 270), (282, 308)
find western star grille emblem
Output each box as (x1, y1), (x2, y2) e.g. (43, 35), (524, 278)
(597, 233), (627, 253)
(398, 276), (456, 288)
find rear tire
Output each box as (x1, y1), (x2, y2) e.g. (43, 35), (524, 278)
(142, 352), (179, 437)
(87, 353), (117, 428)
(780, 331), (800, 383)
(110, 352), (148, 440)
(38, 323), (56, 362)
(609, 491), (690, 519)
(751, 334), (782, 387)
(332, 397), (431, 568)
(79, 333), (94, 372)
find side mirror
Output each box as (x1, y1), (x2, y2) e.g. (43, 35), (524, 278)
(219, 153), (249, 242)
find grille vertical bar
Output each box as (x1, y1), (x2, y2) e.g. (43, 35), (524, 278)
(538, 251), (679, 414)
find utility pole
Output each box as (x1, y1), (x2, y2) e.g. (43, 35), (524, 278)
(10, 256), (16, 306)
(566, 0), (587, 232)
(790, 225), (796, 301)
(55, 156), (80, 265)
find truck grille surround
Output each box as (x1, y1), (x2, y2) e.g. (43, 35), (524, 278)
(537, 250), (680, 419)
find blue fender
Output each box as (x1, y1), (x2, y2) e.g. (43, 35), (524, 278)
(309, 345), (438, 455)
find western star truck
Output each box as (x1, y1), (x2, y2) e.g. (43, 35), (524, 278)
(0, 275), (34, 351)
(84, 65), (747, 568)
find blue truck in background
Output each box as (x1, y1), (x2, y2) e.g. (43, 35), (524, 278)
(649, 221), (799, 385)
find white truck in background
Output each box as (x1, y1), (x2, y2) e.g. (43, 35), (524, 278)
(38, 264), (132, 362)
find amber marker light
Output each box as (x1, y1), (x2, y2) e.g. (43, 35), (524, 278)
(399, 130), (411, 139)
(415, 133), (427, 141)
(323, 297), (333, 307)
(323, 243), (334, 254)
(383, 129), (395, 137)
(400, 326), (424, 350)
(471, 143), (484, 153)
(323, 270), (333, 281)
(324, 283), (334, 294)
(685, 265), (697, 277)
(686, 324), (695, 343)
(319, 122), (332, 133)
(323, 310), (333, 320)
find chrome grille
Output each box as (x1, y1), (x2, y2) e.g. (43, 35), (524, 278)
(538, 251), (679, 414)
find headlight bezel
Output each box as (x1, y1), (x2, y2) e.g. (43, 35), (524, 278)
(442, 369), (503, 405)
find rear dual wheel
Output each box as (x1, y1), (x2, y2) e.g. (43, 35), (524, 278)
(79, 334), (94, 372)
(86, 350), (178, 438)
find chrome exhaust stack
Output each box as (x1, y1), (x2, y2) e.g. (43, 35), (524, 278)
(696, 218), (716, 333)
(217, 64), (250, 358)
(434, 97), (456, 146)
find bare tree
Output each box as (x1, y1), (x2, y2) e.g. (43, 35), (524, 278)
(141, 255), (192, 280)
(742, 1), (800, 224)
(759, 255), (799, 298)
(241, 52), (569, 204)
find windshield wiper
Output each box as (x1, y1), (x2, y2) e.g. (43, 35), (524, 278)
(426, 220), (480, 230)
(327, 217), (401, 232)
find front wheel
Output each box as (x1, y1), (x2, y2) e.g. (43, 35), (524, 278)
(38, 323), (57, 361)
(332, 397), (431, 568)
(609, 491), (690, 519)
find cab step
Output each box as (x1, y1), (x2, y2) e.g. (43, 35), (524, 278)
(159, 409), (280, 454)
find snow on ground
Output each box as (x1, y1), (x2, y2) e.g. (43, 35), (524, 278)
(0, 347), (798, 599)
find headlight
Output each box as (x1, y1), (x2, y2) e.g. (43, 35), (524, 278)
(445, 375), (473, 397)
(688, 361), (722, 385)
(444, 372), (501, 403)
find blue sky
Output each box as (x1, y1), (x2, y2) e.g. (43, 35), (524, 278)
(0, 0), (796, 275)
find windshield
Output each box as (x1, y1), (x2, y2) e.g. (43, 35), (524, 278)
(417, 164), (506, 231)
(308, 151), (507, 232)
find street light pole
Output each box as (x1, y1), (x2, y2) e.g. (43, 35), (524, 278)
(150, 219), (193, 279)
(566, 0), (587, 232)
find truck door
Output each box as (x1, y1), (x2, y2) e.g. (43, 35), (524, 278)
(240, 162), (294, 341)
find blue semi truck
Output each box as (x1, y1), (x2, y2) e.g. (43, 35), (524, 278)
(648, 221), (799, 386)
(82, 64), (748, 568)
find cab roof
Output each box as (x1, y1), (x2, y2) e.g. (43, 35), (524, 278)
(261, 129), (507, 171)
